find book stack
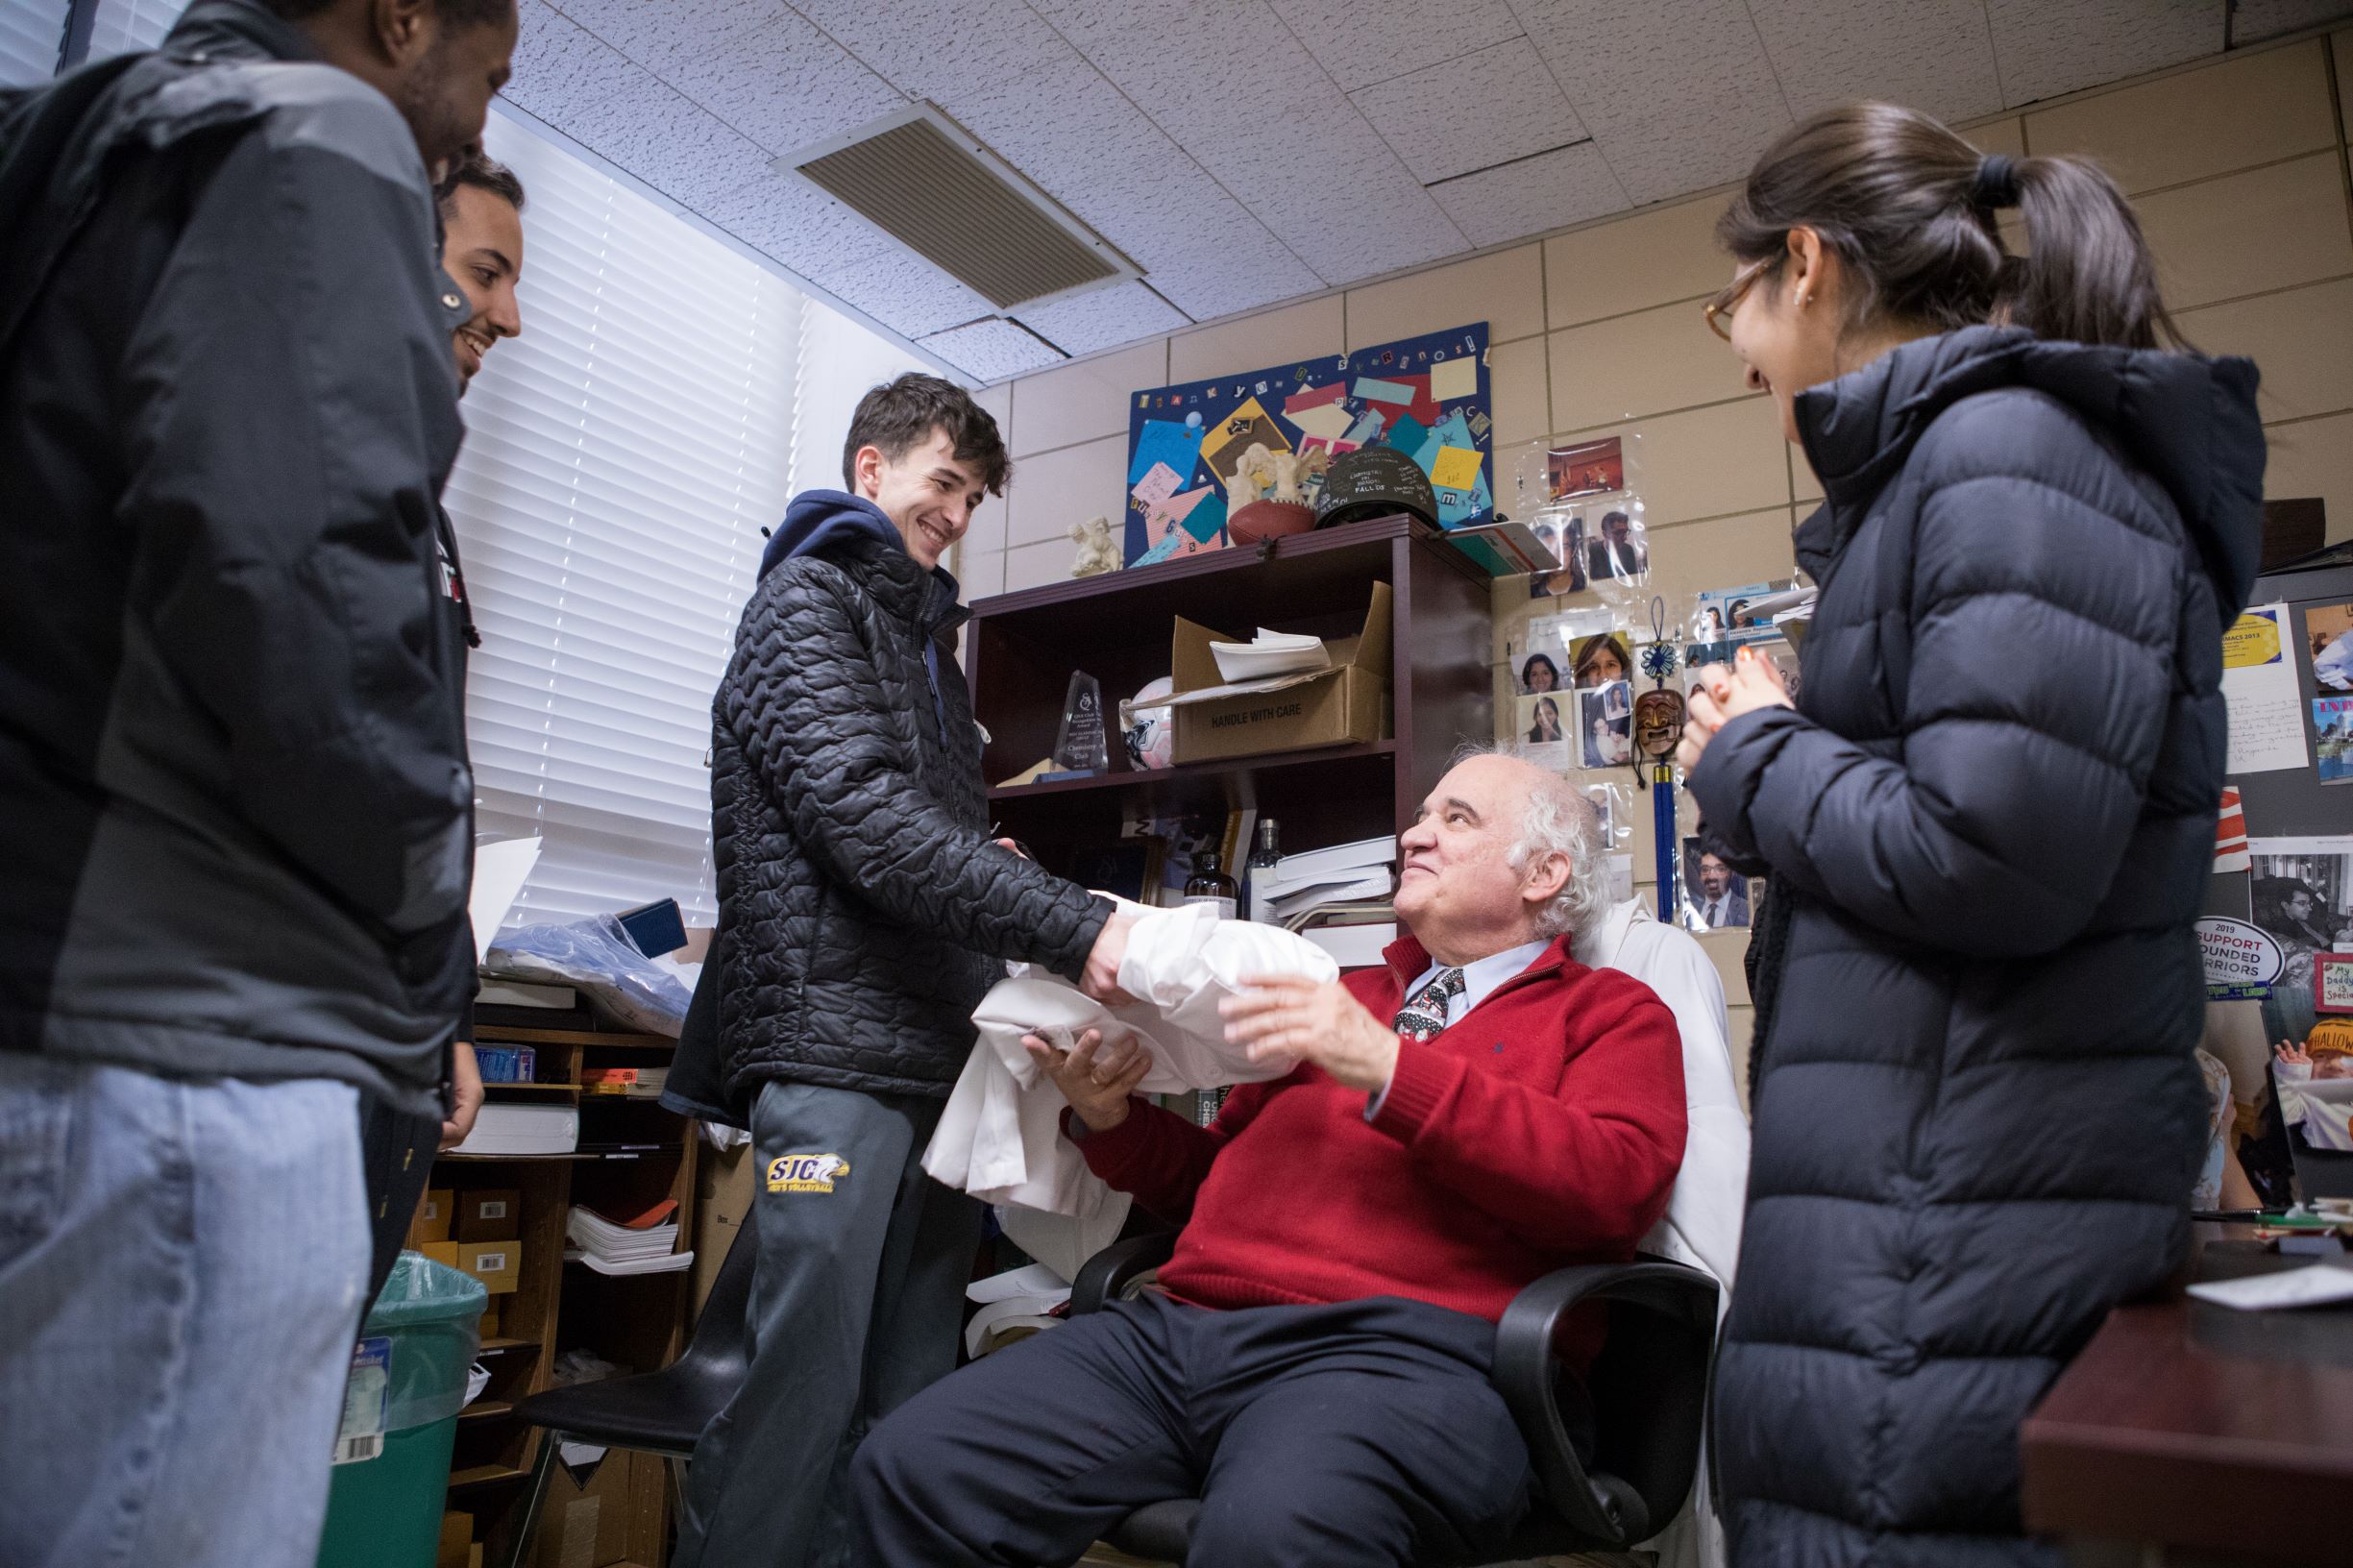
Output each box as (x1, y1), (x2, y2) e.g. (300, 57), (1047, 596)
(1252, 835), (1398, 925)
(564, 1199), (693, 1277)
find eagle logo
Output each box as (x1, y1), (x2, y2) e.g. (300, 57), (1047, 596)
(765, 1153), (851, 1193)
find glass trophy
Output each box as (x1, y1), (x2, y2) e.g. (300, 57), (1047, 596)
(1053, 671), (1109, 773)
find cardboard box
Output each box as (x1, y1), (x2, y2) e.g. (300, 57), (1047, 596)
(478, 1299), (502, 1338)
(456, 1188), (521, 1241)
(456, 1239), (520, 1294)
(693, 1137), (756, 1316)
(530, 1448), (649, 1568)
(437, 1511), (473, 1568)
(408, 1187), (453, 1245)
(420, 1240), (461, 1268)
(1166, 582), (1391, 765)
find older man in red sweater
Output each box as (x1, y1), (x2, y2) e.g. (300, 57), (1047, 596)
(848, 751), (1687, 1567)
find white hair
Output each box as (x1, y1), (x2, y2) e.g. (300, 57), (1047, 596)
(1455, 742), (1616, 943)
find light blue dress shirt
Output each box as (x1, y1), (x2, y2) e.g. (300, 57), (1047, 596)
(1366, 938), (1553, 1118)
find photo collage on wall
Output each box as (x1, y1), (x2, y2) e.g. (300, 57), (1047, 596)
(1524, 437), (1648, 600)
(1122, 324), (1494, 567)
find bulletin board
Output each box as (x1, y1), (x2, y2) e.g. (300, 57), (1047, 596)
(1122, 322), (1493, 567)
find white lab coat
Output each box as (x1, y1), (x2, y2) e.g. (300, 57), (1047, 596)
(1576, 896), (1750, 1568)
(921, 902), (1337, 1222)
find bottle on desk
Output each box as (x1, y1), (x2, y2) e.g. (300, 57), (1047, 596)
(1183, 849), (1239, 921)
(1246, 818), (1281, 922)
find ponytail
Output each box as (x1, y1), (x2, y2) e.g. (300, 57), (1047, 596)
(1718, 102), (2182, 352)
(1999, 154), (2179, 350)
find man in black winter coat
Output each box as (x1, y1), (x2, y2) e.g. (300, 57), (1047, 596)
(0, 1), (514, 1563)
(673, 374), (1137, 1568)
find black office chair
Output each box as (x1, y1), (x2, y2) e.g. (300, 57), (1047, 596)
(496, 1212), (757, 1568)
(1068, 1233), (1720, 1567)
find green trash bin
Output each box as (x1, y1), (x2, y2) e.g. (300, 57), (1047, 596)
(316, 1253), (488, 1568)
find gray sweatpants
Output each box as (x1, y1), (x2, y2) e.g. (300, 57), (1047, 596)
(674, 1079), (982, 1568)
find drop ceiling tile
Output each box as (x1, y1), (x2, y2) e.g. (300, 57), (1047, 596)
(697, 170), (894, 279)
(2229, 0), (2353, 44)
(505, 2), (779, 213)
(801, 244), (1000, 339)
(942, 53), (1324, 326)
(1515, 0), (1793, 206)
(1265, 0), (1526, 91)
(1429, 140), (1628, 248)
(1015, 282), (1192, 358)
(1349, 37), (1587, 184)
(919, 319), (1067, 383)
(1983, 0), (2220, 108)
(789, 0), (1069, 109)
(1745, 0), (2003, 121)
(551, 0), (905, 156)
(1033, 0), (1467, 282)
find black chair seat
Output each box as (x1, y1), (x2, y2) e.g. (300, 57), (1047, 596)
(511, 1362), (721, 1457)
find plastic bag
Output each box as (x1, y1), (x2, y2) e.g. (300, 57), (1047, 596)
(367, 1252), (487, 1433)
(485, 913), (693, 1037)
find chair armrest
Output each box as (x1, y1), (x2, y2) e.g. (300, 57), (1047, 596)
(1493, 1258), (1721, 1549)
(1069, 1231), (1178, 1315)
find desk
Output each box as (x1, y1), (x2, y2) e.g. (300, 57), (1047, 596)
(2020, 1225), (2353, 1566)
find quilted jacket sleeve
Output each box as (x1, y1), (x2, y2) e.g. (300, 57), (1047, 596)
(732, 564), (1111, 980)
(1689, 397), (2186, 959)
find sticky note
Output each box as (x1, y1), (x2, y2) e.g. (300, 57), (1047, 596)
(1149, 485), (1212, 531)
(1383, 414), (1429, 459)
(1284, 381), (1346, 416)
(1179, 490), (1228, 545)
(1129, 420), (1204, 488)
(1429, 355), (1478, 402)
(1354, 376), (1416, 406)
(1287, 403), (1357, 444)
(1430, 446), (1483, 491)
(1131, 461), (1184, 509)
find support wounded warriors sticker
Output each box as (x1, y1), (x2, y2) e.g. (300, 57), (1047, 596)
(767, 1153), (850, 1193)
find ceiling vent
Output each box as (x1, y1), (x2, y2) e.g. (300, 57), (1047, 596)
(777, 104), (1140, 313)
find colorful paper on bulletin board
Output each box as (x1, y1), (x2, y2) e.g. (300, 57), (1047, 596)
(1121, 323), (1492, 565)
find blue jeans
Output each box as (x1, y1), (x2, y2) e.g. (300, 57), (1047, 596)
(0, 1055), (370, 1568)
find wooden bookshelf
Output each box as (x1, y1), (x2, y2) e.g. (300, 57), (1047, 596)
(965, 512), (1493, 875)
(436, 1014), (697, 1568)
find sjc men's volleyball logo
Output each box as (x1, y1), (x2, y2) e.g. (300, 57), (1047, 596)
(766, 1153), (850, 1193)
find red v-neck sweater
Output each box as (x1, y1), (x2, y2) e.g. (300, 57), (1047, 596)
(1067, 931), (1686, 1356)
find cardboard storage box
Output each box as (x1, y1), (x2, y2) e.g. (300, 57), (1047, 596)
(419, 1240), (461, 1268)
(1165, 582), (1391, 765)
(456, 1239), (520, 1294)
(456, 1188), (521, 1241)
(437, 1511), (473, 1568)
(408, 1187), (453, 1245)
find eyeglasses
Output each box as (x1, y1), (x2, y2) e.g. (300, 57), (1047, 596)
(1703, 257), (1772, 342)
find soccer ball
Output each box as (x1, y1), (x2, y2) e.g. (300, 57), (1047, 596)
(1124, 676), (1175, 772)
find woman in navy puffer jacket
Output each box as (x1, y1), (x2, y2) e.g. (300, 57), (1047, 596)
(1679, 103), (2265, 1568)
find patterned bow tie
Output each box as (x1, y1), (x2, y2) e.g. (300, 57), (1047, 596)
(1393, 967), (1464, 1043)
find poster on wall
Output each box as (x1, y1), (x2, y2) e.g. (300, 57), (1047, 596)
(1122, 323), (1493, 566)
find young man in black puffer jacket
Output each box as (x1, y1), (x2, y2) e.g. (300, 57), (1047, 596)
(672, 374), (1137, 1568)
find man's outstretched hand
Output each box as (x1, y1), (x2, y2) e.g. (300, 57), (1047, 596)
(1220, 976), (1397, 1092)
(1027, 1027), (1152, 1133)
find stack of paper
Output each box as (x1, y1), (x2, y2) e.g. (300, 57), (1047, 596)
(1208, 629), (1331, 684)
(450, 1101), (577, 1157)
(1254, 836), (1399, 924)
(565, 1199), (692, 1276)
(963, 1262), (1072, 1359)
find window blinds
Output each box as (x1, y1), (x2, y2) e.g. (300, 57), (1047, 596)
(0, 0), (67, 85)
(446, 110), (802, 929)
(82, 0), (180, 59)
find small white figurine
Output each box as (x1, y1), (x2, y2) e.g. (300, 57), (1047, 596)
(1069, 514), (1120, 577)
